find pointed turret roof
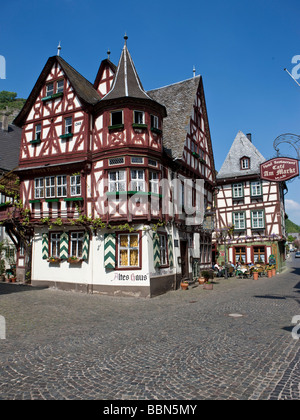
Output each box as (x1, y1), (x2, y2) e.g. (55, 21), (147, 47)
(102, 36), (153, 101)
(217, 131), (266, 179)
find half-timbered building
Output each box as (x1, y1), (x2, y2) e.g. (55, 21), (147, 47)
(215, 131), (287, 272)
(8, 37), (216, 296)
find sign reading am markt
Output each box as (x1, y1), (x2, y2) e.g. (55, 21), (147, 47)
(260, 157), (299, 182)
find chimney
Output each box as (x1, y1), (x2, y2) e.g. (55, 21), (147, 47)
(246, 133), (252, 143)
(2, 114), (9, 132)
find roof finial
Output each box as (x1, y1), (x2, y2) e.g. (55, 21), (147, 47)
(107, 48), (111, 60)
(193, 65), (196, 78)
(124, 33), (128, 46)
(57, 41), (62, 56)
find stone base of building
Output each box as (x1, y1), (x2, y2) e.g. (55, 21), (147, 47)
(31, 274), (177, 298)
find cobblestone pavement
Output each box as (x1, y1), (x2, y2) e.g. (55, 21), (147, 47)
(0, 257), (299, 400)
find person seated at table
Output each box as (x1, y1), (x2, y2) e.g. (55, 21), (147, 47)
(213, 262), (223, 277)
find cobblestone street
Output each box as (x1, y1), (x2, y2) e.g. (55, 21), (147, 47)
(0, 258), (299, 400)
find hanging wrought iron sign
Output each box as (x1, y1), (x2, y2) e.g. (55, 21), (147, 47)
(260, 157), (299, 182)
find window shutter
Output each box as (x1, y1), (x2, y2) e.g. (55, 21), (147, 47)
(104, 233), (116, 269)
(59, 232), (69, 260)
(153, 232), (160, 268)
(82, 232), (90, 261)
(42, 233), (49, 260)
(168, 235), (174, 267)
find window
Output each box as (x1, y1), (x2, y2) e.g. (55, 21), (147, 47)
(253, 246), (266, 263)
(151, 115), (159, 129)
(57, 80), (64, 93)
(70, 175), (81, 196)
(35, 124), (41, 141)
(232, 183), (244, 199)
(130, 170), (145, 192)
(70, 232), (84, 258)
(109, 157), (124, 166)
(149, 171), (159, 194)
(111, 110), (123, 126)
(108, 170), (126, 192)
(159, 234), (168, 266)
(34, 178), (44, 199)
(57, 175), (67, 197)
(241, 157), (250, 170)
(251, 181), (262, 197)
(131, 156), (144, 164)
(233, 212), (246, 230)
(148, 159), (157, 167)
(45, 176), (55, 198)
(251, 210), (264, 229)
(235, 247), (246, 263)
(118, 233), (139, 267)
(46, 83), (54, 97)
(50, 233), (61, 258)
(65, 117), (73, 134)
(133, 110), (144, 124)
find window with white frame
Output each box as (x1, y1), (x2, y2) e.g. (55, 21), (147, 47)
(130, 169), (145, 192)
(233, 212), (246, 230)
(57, 79), (64, 93)
(34, 178), (44, 199)
(251, 181), (262, 197)
(56, 175), (67, 197)
(118, 233), (139, 267)
(70, 175), (81, 196)
(159, 234), (168, 266)
(151, 115), (159, 129)
(45, 176), (55, 198)
(70, 232), (84, 258)
(232, 183), (244, 199)
(133, 110), (144, 124)
(65, 117), (72, 134)
(108, 170), (126, 192)
(46, 82), (54, 97)
(251, 210), (264, 229)
(149, 171), (159, 194)
(50, 233), (61, 258)
(35, 124), (41, 141)
(241, 157), (250, 170)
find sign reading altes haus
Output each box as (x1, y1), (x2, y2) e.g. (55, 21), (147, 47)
(260, 158), (299, 182)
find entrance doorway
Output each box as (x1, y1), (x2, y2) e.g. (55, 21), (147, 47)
(180, 240), (189, 279)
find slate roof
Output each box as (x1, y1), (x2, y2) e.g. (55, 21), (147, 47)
(102, 43), (152, 101)
(0, 123), (22, 171)
(217, 131), (266, 180)
(148, 76), (201, 159)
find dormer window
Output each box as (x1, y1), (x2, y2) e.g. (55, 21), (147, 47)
(241, 157), (250, 170)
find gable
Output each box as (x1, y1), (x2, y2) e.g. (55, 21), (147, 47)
(94, 59), (117, 98)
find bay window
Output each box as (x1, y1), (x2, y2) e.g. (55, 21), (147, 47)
(109, 170), (126, 192)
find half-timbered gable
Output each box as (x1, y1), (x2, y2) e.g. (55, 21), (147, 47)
(94, 59), (117, 98)
(215, 131), (287, 271)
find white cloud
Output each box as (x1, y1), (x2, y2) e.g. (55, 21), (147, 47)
(285, 199), (300, 225)
(285, 199), (300, 211)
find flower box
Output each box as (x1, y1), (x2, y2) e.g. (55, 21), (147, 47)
(68, 257), (82, 264)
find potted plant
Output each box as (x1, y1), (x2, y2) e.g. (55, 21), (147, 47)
(201, 270), (211, 283)
(203, 281), (213, 290)
(271, 266), (276, 276)
(253, 269), (259, 280)
(181, 280), (189, 290)
(267, 267), (273, 278)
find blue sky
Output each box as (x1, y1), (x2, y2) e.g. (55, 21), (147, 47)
(1, 0), (300, 223)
